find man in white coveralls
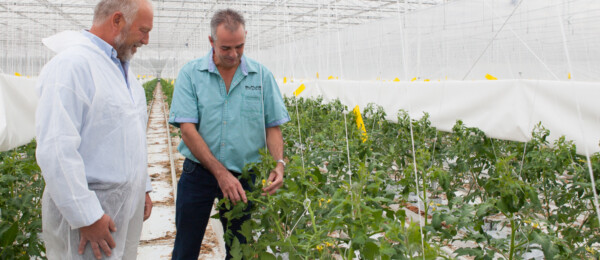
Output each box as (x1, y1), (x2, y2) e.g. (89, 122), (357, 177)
(35, 0), (154, 259)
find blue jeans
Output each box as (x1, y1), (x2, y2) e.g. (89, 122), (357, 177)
(171, 159), (254, 260)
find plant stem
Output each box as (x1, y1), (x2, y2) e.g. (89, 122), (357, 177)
(509, 215), (516, 260)
(307, 199), (318, 234)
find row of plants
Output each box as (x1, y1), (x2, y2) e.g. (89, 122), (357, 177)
(159, 78), (174, 107)
(142, 78), (159, 105)
(218, 96), (600, 259)
(0, 140), (45, 260)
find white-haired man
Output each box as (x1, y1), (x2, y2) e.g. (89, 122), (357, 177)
(35, 0), (154, 259)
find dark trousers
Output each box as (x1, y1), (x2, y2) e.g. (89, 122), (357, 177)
(171, 159), (253, 260)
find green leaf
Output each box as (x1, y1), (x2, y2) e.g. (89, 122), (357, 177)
(0, 221), (19, 247)
(230, 238), (243, 260)
(432, 212), (442, 230)
(363, 241), (379, 259)
(530, 231), (558, 259)
(258, 251), (277, 260)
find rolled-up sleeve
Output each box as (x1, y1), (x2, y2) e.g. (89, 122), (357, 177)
(35, 60), (104, 229)
(169, 66), (199, 128)
(262, 68), (290, 128)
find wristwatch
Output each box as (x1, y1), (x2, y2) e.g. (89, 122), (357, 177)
(276, 159), (286, 167)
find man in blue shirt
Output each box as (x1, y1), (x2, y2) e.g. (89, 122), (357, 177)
(168, 9), (290, 260)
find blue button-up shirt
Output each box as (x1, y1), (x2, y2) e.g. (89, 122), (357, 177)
(169, 50), (290, 173)
(81, 30), (133, 100)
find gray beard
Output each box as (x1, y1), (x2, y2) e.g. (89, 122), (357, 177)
(114, 28), (133, 62)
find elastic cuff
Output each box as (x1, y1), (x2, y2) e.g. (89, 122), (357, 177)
(145, 175), (153, 192)
(62, 192), (104, 229)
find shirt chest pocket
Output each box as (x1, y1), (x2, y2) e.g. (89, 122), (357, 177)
(242, 90), (263, 117)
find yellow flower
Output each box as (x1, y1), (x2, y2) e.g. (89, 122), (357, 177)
(316, 245), (323, 251)
(327, 199), (332, 203)
(586, 246), (595, 254)
(456, 137), (460, 141)
(523, 220), (531, 224)
(533, 223), (539, 229)
(325, 242), (334, 247)
(262, 179), (266, 186)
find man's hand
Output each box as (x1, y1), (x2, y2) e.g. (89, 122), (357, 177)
(263, 163), (284, 195)
(144, 192), (152, 221)
(215, 170), (247, 205)
(78, 214), (117, 260)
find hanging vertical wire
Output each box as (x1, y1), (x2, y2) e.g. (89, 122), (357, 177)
(335, 5), (344, 79)
(293, 96), (307, 175)
(282, 1), (306, 175)
(396, 0), (426, 257)
(555, 1), (600, 229)
(259, 66), (269, 158)
(343, 111), (354, 215)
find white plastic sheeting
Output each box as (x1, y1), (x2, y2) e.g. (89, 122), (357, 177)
(3, 74), (600, 155)
(0, 74), (37, 151)
(280, 79), (600, 155)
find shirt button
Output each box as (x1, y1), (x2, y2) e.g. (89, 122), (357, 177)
(221, 142), (225, 146)
(223, 121), (227, 125)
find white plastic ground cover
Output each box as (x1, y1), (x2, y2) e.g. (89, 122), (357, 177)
(279, 79), (600, 155)
(0, 74), (37, 151)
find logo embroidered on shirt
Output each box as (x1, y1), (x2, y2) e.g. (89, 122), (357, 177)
(245, 85), (261, 91)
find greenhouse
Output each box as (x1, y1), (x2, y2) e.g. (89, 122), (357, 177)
(1, 0), (600, 259)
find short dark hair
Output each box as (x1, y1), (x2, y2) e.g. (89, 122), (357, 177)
(210, 9), (245, 41)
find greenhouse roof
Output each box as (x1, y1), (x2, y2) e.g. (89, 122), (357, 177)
(1, 0), (448, 52)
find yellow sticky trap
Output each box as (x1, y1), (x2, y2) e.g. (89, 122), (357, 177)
(485, 74), (497, 80)
(411, 77), (417, 82)
(14, 72), (21, 77)
(293, 84), (306, 97)
(424, 79), (430, 82)
(328, 76), (335, 80)
(568, 73), (571, 79)
(283, 77), (287, 84)
(393, 78), (400, 82)
(353, 105), (368, 143)
(316, 72), (319, 79)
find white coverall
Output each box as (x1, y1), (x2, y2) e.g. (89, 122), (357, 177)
(35, 30), (150, 259)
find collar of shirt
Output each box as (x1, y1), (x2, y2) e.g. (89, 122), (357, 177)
(81, 30), (130, 88)
(203, 48), (256, 76)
